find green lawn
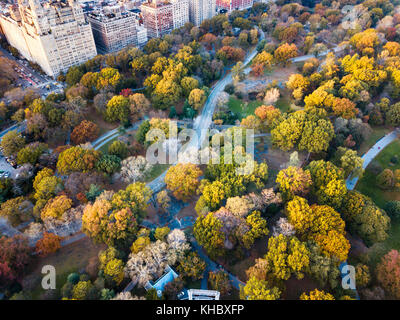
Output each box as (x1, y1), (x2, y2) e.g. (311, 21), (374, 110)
(356, 139), (400, 208)
(97, 135), (119, 154)
(355, 139), (400, 268)
(145, 163), (170, 183)
(357, 126), (392, 156)
(227, 96), (263, 120)
(275, 95), (291, 113)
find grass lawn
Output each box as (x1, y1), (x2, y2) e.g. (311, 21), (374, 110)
(355, 139), (400, 269)
(358, 126), (392, 156)
(145, 163), (170, 183)
(275, 94), (291, 113)
(356, 139), (400, 208)
(97, 134), (119, 153)
(23, 236), (105, 299)
(227, 96), (263, 120)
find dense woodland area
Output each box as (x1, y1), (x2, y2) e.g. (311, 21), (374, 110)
(1, 0), (400, 301)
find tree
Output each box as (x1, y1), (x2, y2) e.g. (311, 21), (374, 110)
(72, 281), (95, 300)
(193, 212), (225, 258)
(41, 195), (73, 221)
(0, 197), (33, 227)
(264, 234), (310, 281)
(108, 140), (129, 159)
(1, 130), (25, 157)
(376, 169), (395, 190)
(355, 264), (370, 288)
(156, 190), (171, 213)
(225, 196), (254, 217)
(300, 289), (335, 300)
(35, 232), (61, 257)
(341, 191), (390, 246)
(57, 146), (100, 175)
(71, 120), (100, 145)
(120, 156), (153, 183)
(154, 226), (170, 241)
(96, 68), (121, 91)
(333, 147), (364, 179)
(103, 258), (125, 286)
(306, 241), (340, 289)
(274, 43), (298, 66)
(240, 276), (281, 300)
(96, 154), (121, 175)
(188, 88), (207, 110)
(376, 250), (400, 299)
(129, 94), (150, 121)
(105, 95), (130, 123)
(111, 182), (152, 219)
(165, 163), (202, 201)
(276, 166), (312, 200)
(0, 235), (31, 285)
(314, 230), (350, 261)
(17, 143), (47, 165)
(332, 98), (358, 119)
(208, 270), (232, 296)
(82, 199), (138, 247)
(177, 252), (206, 280)
(181, 77), (199, 97)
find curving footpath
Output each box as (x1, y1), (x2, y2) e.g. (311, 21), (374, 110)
(343, 128), (398, 300)
(346, 129), (399, 190)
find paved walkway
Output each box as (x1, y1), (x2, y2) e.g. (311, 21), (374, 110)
(346, 129), (399, 190)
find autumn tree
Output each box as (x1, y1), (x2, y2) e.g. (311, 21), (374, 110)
(177, 252), (206, 281)
(108, 140), (129, 159)
(332, 98), (358, 119)
(333, 147), (364, 179)
(208, 270), (232, 296)
(263, 234), (310, 281)
(1, 130), (25, 157)
(193, 212), (225, 258)
(105, 95), (130, 123)
(276, 166), (312, 200)
(165, 163), (202, 201)
(188, 88), (207, 110)
(120, 156), (153, 183)
(41, 195), (73, 221)
(240, 276), (281, 300)
(57, 146), (100, 175)
(35, 232), (61, 257)
(82, 199), (138, 248)
(0, 235), (31, 286)
(129, 93), (150, 121)
(376, 250), (400, 299)
(274, 43), (298, 66)
(300, 289), (335, 300)
(71, 120), (100, 145)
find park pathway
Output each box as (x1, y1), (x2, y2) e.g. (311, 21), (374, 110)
(346, 129), (399, 190)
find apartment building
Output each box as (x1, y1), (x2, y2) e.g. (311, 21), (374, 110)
(0, 0), (97, 77)
(188, 0), (216, 26)
(170, 0), (188, 30)
(216, 0), (253, 12)
(87, 5), (139, 53)
(140, 0), (173, 38)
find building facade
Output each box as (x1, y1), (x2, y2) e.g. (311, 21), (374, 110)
(188, 0), (216, 26)
(0, 0), (97, 77)
(170, 0), (188, 30)
(87, 5), (139, 54)
(216, 0), (253, 12)
(140, 0), (173, 39)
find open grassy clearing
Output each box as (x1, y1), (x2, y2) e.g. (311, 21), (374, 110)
(355, 138), (400, 270)
(358, 126), (393, 156)
(22, 236), (105, 299)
